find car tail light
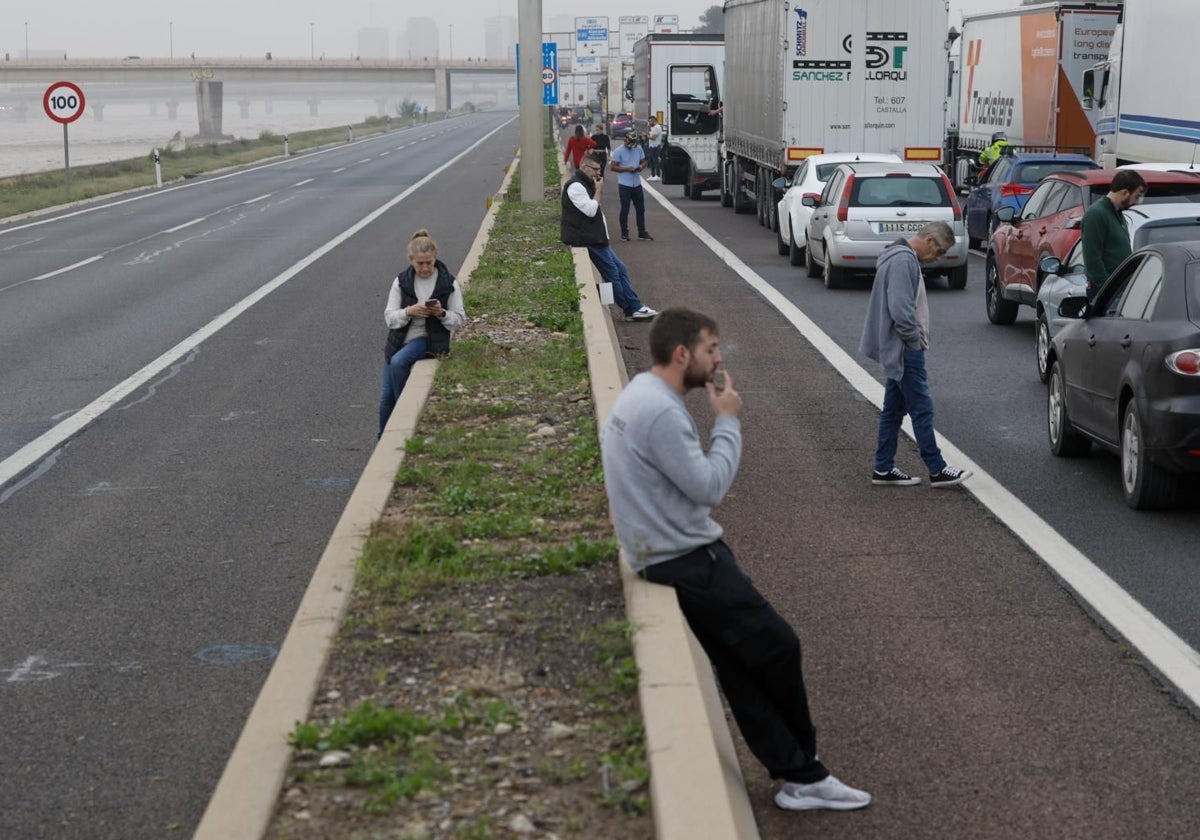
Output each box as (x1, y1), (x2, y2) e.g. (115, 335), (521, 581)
(999, 183), (1036, 198)
(1166, 349), (1200, 376)
(940, 173), (962, 221)
(836, 175), (855, 222)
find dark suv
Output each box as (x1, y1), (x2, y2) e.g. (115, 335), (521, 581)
(984, 169), (1200, 324)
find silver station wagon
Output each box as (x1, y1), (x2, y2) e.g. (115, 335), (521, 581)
(802, 162), (968, 290)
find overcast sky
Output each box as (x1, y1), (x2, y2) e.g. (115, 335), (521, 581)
(4, 1), (1013, 61)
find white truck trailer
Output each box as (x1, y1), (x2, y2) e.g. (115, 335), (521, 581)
(720, 0), (949, 227)
(630, 34), (725, 199)
(1084, 0), (1200, 167)
(951, 1), (1120, 187)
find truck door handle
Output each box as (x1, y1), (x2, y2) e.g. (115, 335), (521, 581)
(1120, 335), (1132, 348)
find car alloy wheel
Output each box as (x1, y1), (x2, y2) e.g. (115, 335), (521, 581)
(1036, 313), (1051, 383)
(986, 258), (1019, 325)
(1047, 362), (1090, 457)
(789, 226), (805, 266)
(777, 218), (789, 256)
(805, 236), (820, 278)
(823, 249), (845, 289)
(1121, 403), (1178, 509)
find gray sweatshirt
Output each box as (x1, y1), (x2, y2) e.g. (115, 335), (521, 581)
(599, 372), (741, 572)
(859, 238), (929, 381)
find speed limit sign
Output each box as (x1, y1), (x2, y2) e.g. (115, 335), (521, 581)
(43, 81), (86, 124)
(542, 67), (557, 85)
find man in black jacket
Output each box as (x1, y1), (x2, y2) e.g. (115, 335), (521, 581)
(561, 152), (657, 321)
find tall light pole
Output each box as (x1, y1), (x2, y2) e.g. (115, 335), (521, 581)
(448, 24), (454, 60)
(25, 22), (29, 60)
(169, 21), (174, 60)
(310, 23), (315, 61)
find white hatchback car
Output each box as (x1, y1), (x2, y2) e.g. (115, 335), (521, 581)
(774, 152), (901, 266)
(803, 162), (969, 290)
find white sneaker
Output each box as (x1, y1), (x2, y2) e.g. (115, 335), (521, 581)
(627, 306), (658, 321)
(774, 775), (871, 811)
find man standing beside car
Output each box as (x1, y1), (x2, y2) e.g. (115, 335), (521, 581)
(1082, 169), (1146, 302)
(860, 222), (972, 488)
(609, 131), (653, 241)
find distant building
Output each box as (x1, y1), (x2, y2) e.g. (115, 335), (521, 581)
(358, 27), (389, 59)
(484, 15), (517, 61)
(404, 17), (440, 60)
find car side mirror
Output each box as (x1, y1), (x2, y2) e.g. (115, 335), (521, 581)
(1058, 296), (1089, 319)
(1039, 255), (1063, 275)
(964, 174), (977, 188)
(772, 176), (788, 191)
(996, 206), (1016, 223)
(801, 195), (818, 207)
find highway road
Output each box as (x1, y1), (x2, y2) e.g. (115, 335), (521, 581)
(647, 185), (1200, 666)
(0, 111), (517, 839)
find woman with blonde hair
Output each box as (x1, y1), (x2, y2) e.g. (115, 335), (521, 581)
(378, 229), (465, 437)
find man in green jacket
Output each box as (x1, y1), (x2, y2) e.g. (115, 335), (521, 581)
(1081, 169), (1146, 301)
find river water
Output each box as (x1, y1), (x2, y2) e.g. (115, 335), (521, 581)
(0, 80), (514, 179)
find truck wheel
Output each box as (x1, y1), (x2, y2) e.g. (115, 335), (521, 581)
(823, 251), (845, 290)
(789, 228), (805, 266)
(767, 185), (778, 230)
(720, 160), (733, 207)
(688, 162), (703, 201)
(805, 237), (820, 278)
(734, 164), (753, 214)
(756, 172), (767, 225)
(985, 258), (1019, 325)
(948, 264), (968, 290)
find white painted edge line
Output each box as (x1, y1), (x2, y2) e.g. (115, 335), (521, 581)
(191, 148), (522, 840)
(0, 117), (518, 493)
(641, 183), (1200, 709)
(0, 255), (103, 294)
(163, 216), (207, 234)
(242, 193), (273, 205)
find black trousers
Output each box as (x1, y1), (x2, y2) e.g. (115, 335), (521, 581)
(617, 184), (647, 237)
(641, 540), (830, 783)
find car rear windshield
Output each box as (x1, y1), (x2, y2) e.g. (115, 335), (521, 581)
(1014, 162), (1097, 182)
(851, 176), (949, 207)
(1133, 221), (1200, 249)
(1089, 183), (1200, 204)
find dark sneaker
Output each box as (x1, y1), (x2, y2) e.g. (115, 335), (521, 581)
(872, 467), (920, 486)
(930, 466), (972, 488)
(774, 776), (871, 811)
(619, 233), (631, 241)
(638, 232), (655, 240)
(626, 306), (658, 321)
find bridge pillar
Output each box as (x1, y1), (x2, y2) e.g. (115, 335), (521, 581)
(238, 98), (251, 119)
(308, 98), (320, 117)
(91, 102), (105, 122)
(264, 99), (274, 115)
(375, 96), (388, 118)
(166, 99), (179, 120)
(149, 102), (159, 117)
(195, 80), (225, 139)
(434, 67), (450, 113)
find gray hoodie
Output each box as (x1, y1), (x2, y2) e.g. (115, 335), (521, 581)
(859, 238), (929, 380)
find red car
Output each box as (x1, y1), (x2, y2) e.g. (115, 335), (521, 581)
(984, 169), (1200, 324)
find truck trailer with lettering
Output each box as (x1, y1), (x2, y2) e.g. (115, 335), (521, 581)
(951, 1), (1121, 188)
(719, 0), (949, 227)
(1084, 0), (1200, 167)
(630, 34), (725, 199)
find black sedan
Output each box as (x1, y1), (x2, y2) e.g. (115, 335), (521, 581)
(1044, 241), (1200, 509)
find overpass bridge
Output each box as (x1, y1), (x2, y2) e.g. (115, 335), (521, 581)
(0, 58), (516, 134)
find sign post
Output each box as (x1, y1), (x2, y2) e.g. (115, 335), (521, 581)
(542, 42), (559, 106)
(43, 81), (86, 200)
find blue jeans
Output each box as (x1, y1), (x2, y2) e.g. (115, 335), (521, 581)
(617, 184), (647, 237)
(379, 336), (429, 437)
(874, 348), (946, 474)
(647, 145), (662, 177)
(586, 245), (644, 316)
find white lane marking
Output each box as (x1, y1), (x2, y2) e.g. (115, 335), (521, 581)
(0, 118), (502, 237)
(164, 216), (207, 233)
(2, 236), (45, 251)
(292, 178), (314, 187)
(0, 117), (516, 492)
(332, 167), (346, 173)
(242, 193), (272, 205)
(356, 158), (372, 164)
(379, 151), (390, 157)
(0, 255), (104, 294)
(642, 182), (1200, 709)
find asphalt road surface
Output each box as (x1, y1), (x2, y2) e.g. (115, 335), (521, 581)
(645, 185), (1200, 658)
(0, 112), (518, 839)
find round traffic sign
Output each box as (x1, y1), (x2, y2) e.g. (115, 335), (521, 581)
(43, 81), (86, 124)
(542, 67), (557, 85)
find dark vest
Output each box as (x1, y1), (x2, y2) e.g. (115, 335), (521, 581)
(560, 172), (609, 247)
(384, 261), (456, 359)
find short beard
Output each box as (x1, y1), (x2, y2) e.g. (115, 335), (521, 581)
(682, 363), (711, 390)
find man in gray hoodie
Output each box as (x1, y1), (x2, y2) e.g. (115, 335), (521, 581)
(860, 222), (971, 487)
(601, 308), (872, 812)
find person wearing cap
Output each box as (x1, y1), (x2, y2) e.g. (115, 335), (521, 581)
(609, 130), (654, 241)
